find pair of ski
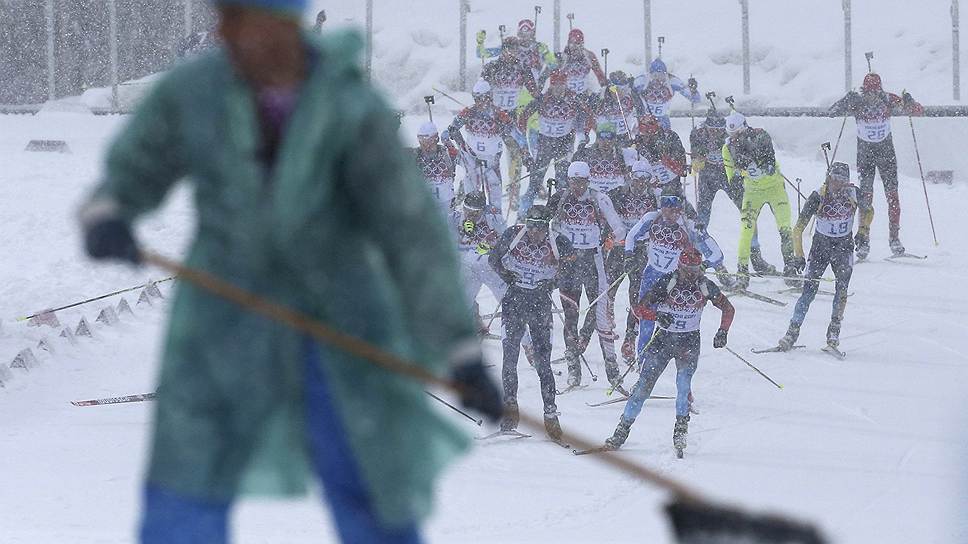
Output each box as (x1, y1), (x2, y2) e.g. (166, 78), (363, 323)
(475, 429), (571, 449)
(584, 394), (674, 408)
(776, 287), (852, 298)
(71, 393), (156, 406)
(751, 344), (846, 360)
(858, 252), (927, 264)
(729, 288), (787, 307)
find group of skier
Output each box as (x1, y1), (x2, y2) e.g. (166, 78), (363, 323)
(413, 21), (926, 457)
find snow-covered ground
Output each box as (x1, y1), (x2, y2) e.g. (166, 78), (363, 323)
(3, 1), (968, 542)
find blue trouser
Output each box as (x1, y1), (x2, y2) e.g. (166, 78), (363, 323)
(634, 265), (669, 358)
(623, 330), (699, 420)
(141, 341), (422, 544)
(791, 234), (853, 329)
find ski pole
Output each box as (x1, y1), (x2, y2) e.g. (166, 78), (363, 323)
(724, 346), (783, 389)
(601, 48), (609, 76)
(425, 390), (483, 426)
(780, 173), (808, 200)
(820, 142), (831, 169)
(16, 276), (175, 322)
(830, 115), (848, 163)
(566, 12), (574, 31)
(485, 294), (504, 331)
(533, 5), (541, 33)
(607, 322), (660, 395)
(908, 116), (939, 246)
(431, 86), (467, 107)
(796, 177), (802, 215)
(579, 272), (626, 318)
(423, 95), (435, 123)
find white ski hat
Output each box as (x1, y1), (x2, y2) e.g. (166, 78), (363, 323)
(631, 160), (653, 177)
(567, 161), (590, 178)
(472, 79), (492, 94)
(417, 122), (438, 137)
(725, 111), (747, 134)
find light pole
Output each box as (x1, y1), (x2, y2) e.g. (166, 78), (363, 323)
(740, 0), (750, 94)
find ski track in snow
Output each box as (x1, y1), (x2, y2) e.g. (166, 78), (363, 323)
(3, 110), (968, 542)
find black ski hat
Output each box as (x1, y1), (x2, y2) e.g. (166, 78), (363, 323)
(828, 162), (850, 181)
(705, 111), (726, 128)
(526, 204), (553, 223)
(464, 191), (487, 210)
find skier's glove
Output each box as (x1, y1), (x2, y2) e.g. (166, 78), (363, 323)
(624, 253), (640, 275)
(713, 328), (728, 348)
(656, 312), (674, 329)
(81, 201), (141, 265)
(791, 256), (807, 274)
(451, 360), (503, 423)
(498, 269), (518, 286)
(476, 30), (486, 46)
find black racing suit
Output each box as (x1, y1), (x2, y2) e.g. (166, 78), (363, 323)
(490, 225), (575, 413)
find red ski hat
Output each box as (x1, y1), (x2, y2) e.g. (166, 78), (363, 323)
(638, 114), (661, 134)
(679, 247), (703, 268)
(568, 28), (584, 45)
(518, 19), (535, 33)
(862, 72), (882, 93)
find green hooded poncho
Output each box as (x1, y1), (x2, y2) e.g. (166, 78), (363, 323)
(88, 29), (477, 527)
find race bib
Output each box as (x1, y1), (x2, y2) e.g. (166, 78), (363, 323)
(857, 119), (890, 143)
(539, 117), (572, 138)
(661, 306), (703, 332)
(493, 87), (520, 112)
(652, 163), (678, 185)
(567, 74), (587, 94)
(648, 243), (681, 273)
(657, 286), (706, 333)
(504, 244), (556, 289)
(467, 134), (503, 157)
(608, 114), (634, 138)
(430, 182), (455, 208)
(561, 223), (600, 249)
(706, 149), (724, 165)
(745, 163), (767, 179)
(647, 101), (669, 117)
(816, 216), (853, 238)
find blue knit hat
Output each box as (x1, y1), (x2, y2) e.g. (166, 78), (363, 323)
(212, 0), (307, 17)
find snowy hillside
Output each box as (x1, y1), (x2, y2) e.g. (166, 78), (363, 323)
(2, 1), (967, 543)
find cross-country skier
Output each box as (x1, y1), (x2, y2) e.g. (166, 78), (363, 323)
(79, 2), (502, 542)
(829, 73), (924, 258)
(489, 204), (575, 440)
(444, 79), (527, 215)
(690, 110), (777, 275)
(606, 160), (659, 364)
(480, 36), (541, 205)
(723, 111), (799, 287)
(451, 191), (506, 331)
(632, 58), (701, 129)
(636, 114), (688, 196)
(416, 121), (459, 213)
(624, 189), (729, 363)
(547, 161), (627, 390)
(553, 28), (608, 95)
(572, 121), (629, 195)
(776, 162), (858, 357)
(517, 70), (592, 214)
(602, 247), (734, 458)
(590, 72), (640, 143)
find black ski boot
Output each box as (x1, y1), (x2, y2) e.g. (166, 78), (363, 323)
(604, 359), (628, 396)
(605, 416), (633, 450)
(544, 409), (563, 441)
(500, 398), (519, 432)
(565, 351), (582, 388)
(673, 415), (690, 458)
(733, 264), (750, 290)
(778, 323), (801, 351)
(715, 265), (736, 290)
(750, 246), (778, 276)
(889, 237), (906, 257)
(855, 232), (870, 260)
(826, 319), (842, 349)
(782, 264), (802, 288)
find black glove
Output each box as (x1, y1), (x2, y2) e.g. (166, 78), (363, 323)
(498, 269), (517, 286)
(451, 360), (503, 423)
(84, 217), (141, 264)
(624, 253), (640, 275)
(713, 328), (728, 348)
(791, 256), (807, 274)
(656, 312), (674, 329)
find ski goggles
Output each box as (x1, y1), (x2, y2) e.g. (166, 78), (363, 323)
(660, 195), (683, 208)
(597, 130), (617, 141)
(525, 217), (551, 228)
